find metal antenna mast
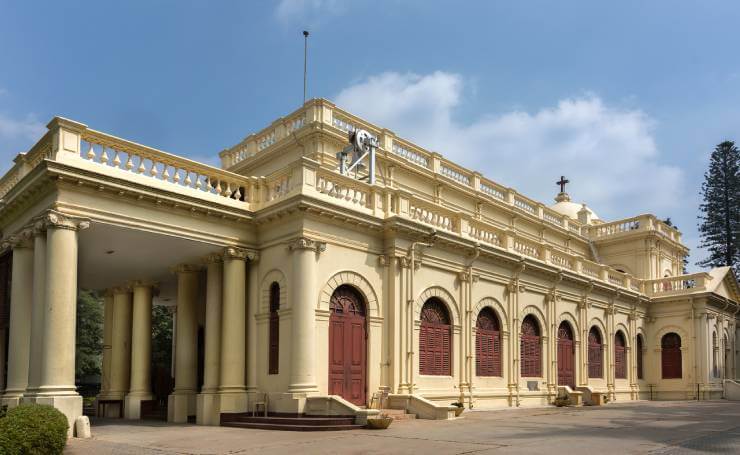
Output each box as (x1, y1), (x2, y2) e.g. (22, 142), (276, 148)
(303, 30), (309, 104)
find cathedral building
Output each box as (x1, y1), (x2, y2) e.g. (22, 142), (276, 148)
(0, 99), (738, 435)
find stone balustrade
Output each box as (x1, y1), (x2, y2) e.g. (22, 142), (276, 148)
(315, 170), (371, 212)
(80, 129), (250, 206)
(644, 272), (712, 296)
(585, 214), (682, 244)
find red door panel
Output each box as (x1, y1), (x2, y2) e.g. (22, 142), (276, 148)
(328, 286), (367, 406)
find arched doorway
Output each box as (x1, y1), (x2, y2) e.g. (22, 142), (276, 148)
(328, 285), (367, 406)
(661, 333), (682, 379)
(557, 322), (575, 388)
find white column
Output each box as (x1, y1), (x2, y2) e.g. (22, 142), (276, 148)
(1, 233), (34, 407)
(108, 287), (133, 402)
(168, 264), (200, 423)
(98, 291), (114, 399)
(246, 254), (260, 394)
(197, 254), (222, 426)
(25, 226), (47, 399)
(218, 248), (248, 413)
(288, 238), (323, 394)
(125, 281), (155, 419)
(35, 211), (89, 437)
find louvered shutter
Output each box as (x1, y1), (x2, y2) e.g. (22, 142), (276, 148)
(588, 328), (603, 378)
(636, 336), (644, 379)
(614, 333), (626, 379)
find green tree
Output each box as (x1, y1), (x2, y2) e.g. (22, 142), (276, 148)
(75, 290), (103, 381)
(151, 305), (172, 373)
(697, 141), (740, 274)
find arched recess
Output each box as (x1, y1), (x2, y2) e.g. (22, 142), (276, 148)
(473, 297), (509, 333)
(319, 271), (380, 318)
(615, 323), (631, 348)
(588, 318), (608, 344)
(414, 286), (460, 326)
(557, 312), (580, 342)
(520, 305), (548, 338)
(260, 269), (288, 314)
(654, 325), (689, 348)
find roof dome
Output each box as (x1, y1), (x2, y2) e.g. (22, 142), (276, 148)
(549, 192), (600, 224)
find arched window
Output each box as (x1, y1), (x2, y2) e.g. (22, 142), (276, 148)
(614, 331), (627, 379)
(420, 298), (451, 376)
(520, 316), (541, 377)
(588, 327), (603, 378)
(712, 331), (718, 377)
(476, 308), (501, 377)
(636, 334), (644, 380)
(661, 333), (682, 379)
(268, 282), (280, 375)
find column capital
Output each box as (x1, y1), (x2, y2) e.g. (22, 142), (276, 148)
(112, 285), (132, 294)
(129, 280), (160, 291)
(288, 237), (326, 254)
(37, 210), (90, 232)
(223, 247), (248, 260)
(171, 263), (202, 274)
(2, 230), (33, 249)
(203, 252), (223, 264)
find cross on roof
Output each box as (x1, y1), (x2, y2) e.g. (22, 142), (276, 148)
(556, 176), (569, 193)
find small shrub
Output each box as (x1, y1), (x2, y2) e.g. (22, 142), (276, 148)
(0, 404), (69, 454)
(553, 396), (572, 407)
(0, 405), (7, 419)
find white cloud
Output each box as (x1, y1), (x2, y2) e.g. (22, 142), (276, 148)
(335, 71), (685, 222)
(0, 112), (45, 143)
(275, 0), (346, 26)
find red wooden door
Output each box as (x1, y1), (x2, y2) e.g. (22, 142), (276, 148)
(557, 323), (575, 388)
(661, 333), (682, 379)
(328, 286), (367, 406)
(614, 332), (626, 379)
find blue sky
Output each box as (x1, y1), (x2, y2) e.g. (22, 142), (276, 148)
(1, 0), (739, 269)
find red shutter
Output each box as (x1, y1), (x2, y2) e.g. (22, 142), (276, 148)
(614, 333), (626, 379)
(588, 328), (603, 378)
(636, 336), (644, 379)
(521, 317), (541, 377)
(661, 333), (682, 379)
(420, 298), (452, 376)
(268, 283), (280, 375)
(476, 309), (502, 377)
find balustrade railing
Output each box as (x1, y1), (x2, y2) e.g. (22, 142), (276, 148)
(644, 273), (711, 295)
(80, 130), (250, 205)
(315, 171), (370, 210)
(408, 200), (456, 232)
(467, 223), (503, 247)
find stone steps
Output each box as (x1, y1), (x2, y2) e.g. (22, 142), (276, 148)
(221, 413), (364, 431)
(378, 408), (416, 420)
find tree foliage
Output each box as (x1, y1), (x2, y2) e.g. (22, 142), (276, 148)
(75, 289), (103, 380)
(697, 141), (740, 274)
(152, 304), (173, 372)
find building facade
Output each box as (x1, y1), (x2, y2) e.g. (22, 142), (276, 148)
(0, 99), (738, 435)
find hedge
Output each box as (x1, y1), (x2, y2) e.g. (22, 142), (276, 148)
(0, 404), (68, 455)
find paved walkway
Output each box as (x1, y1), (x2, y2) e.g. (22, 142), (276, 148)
(65, 401), (740, 454)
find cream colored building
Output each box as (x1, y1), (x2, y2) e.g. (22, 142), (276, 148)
(0, 99), (738, 435)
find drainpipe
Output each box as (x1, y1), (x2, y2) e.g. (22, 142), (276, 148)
(406, 232), (436, 394)
(467, 245), (480, 409)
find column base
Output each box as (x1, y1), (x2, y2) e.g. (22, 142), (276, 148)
(0, 395), (23, 409)
(30, 394), (82, 438)
(217, 390), (248, 414)
(124, 393), (153, 420)
(196, 392), (221, 426)
(167, 392), (195, 423)
(287, 383), (319, 394)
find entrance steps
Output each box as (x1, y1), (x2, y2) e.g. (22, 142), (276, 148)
(378, 408), (416, 421)
(221, 413), (364, 431)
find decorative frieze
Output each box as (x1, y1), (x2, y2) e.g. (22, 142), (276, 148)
(288, 237), (326, 254)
